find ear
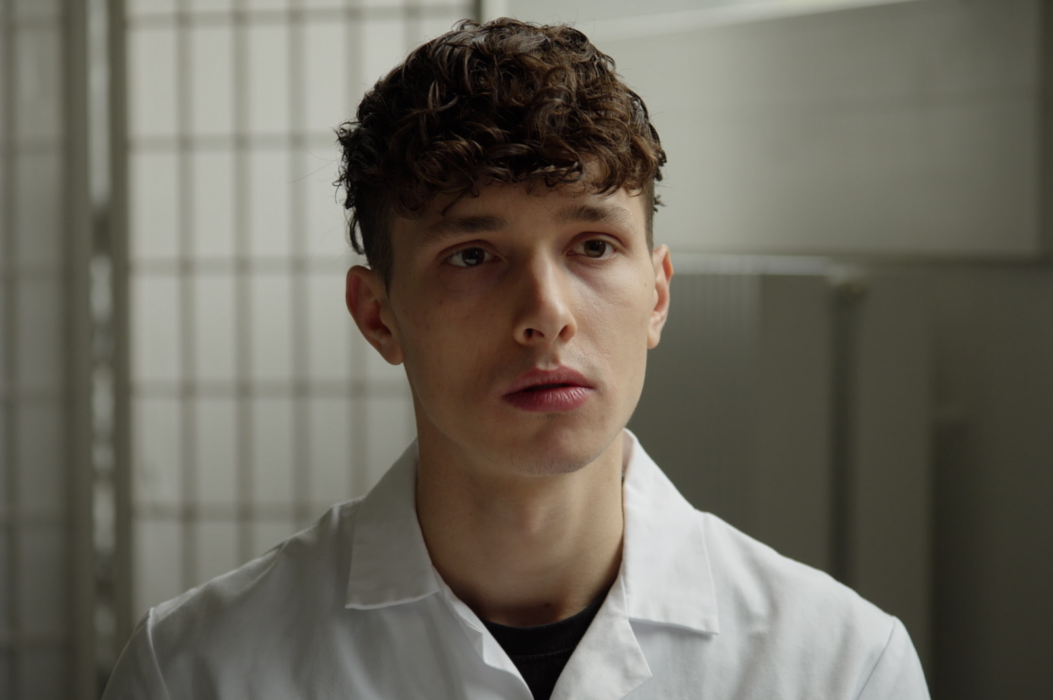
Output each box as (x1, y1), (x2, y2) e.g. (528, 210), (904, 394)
(647, 245), (673, 349)
(346, 265), (404, 365)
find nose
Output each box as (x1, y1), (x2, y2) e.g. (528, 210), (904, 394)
(512, 256), (577, 346)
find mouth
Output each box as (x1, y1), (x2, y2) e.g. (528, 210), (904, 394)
(522, 382), (575, 392)
(503, 368), (594, 412)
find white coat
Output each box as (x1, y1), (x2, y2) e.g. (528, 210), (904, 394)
(102, 433), (929, 699)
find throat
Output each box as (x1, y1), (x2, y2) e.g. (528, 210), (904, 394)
(413, 428), (627, 630)
(423, 488), (625, 627)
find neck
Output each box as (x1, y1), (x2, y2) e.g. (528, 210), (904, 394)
(415, 431), (627, 627)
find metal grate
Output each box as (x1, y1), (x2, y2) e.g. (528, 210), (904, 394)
(121, 0), (472, 622)
(0, 0), (85, 697)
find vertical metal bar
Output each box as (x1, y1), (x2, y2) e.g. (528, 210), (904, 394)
(1042, 0), (1053, 259)
(87, 0), (120, 685)
(830, 280), (866, 585)
(107, 0), (135, 653)
(174, 0), (198, 593)
(343, 0), (357, 501)
(64, 0), (98, 696)
(232, 0), (254, 563)
(289, 0), (311, 529)
(346, 0), (370, 500)
(0, 0), (19, 696)
(405, 0), (421, 54)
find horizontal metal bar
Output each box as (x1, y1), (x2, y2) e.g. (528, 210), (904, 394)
(127, 133), (334, 151)
(0, 632), (71, 649)
(131, 501), (309, 520)
(0, 391), (67, 403)
(0, 511), (68, 526)
(130, 378), (408, 398)
(127, 3), (467, 29)
(126, 257), (359, 275)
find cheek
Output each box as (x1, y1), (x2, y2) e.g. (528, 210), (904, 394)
(584, 271), (655, 338)
(394, 297), (502, 394)
(580, 280), (655, 384)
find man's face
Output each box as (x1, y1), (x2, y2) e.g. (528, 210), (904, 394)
(347, 181), (672, 477)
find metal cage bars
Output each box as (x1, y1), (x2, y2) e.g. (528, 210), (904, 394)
(0, 0), (96, 697)
(119, 0), (469, 628)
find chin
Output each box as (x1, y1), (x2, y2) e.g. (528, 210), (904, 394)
(497, 420), (623, 478)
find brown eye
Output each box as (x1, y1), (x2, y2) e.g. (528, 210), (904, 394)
(448, 248), (489, 267)
(580, 240), (611, 259)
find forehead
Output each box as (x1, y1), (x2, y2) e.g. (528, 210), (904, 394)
(396, 183), (647, 247)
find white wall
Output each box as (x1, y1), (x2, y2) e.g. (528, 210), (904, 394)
(510, 0), (1046, 260)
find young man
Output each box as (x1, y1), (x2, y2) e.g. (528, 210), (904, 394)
(104, 18), (929, 700)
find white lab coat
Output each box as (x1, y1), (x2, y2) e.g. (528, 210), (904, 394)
(103, 433), (929, 699)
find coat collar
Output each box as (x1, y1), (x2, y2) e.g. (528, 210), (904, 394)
(345, 442), (440, 608)
(345, 432), (720, 636)
(620, 431), (720, 635)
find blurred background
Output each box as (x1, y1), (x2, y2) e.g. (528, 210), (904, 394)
(0, 0), (1049, 697)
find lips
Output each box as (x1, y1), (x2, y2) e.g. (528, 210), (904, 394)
(503, 367), (594, 412)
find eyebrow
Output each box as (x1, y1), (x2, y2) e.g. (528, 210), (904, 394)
(421, 202), (634, 244)
(556, 203), (635, 229)
(422, 215), (508, 244)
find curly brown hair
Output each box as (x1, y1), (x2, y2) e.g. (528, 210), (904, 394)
(335, 18), (667, 283)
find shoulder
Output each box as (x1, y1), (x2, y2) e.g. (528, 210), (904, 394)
(700, 510), (886, 626)
(155, 499), (362, 644)
(696, 511), (928, 698)
(104, 500), (364, 699)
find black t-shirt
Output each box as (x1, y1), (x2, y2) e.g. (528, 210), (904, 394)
(481, 588), (609, 700)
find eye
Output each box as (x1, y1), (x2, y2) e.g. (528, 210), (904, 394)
(575, 239), (614, 259)
(447, 247), (491, 267)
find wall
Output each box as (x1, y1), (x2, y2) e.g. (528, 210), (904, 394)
(928, 268), (1053, 699)
(511, 0), (1046, 259)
